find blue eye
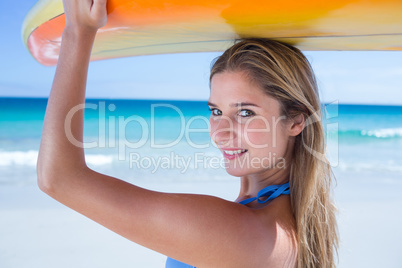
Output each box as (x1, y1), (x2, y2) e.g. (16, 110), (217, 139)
(239, 109), (254, 117)
(208, 108), (254, 117)
(208, 108), (221, 116)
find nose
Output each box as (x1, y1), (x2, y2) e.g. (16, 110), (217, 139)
(209, 115), (237, 147)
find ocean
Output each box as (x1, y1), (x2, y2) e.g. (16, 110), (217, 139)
(1, 97), (401, 186)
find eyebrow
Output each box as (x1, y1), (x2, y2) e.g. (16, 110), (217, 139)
(207, 101), (260, 108)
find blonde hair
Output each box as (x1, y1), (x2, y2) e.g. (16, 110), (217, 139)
(210, 38), (338, 267)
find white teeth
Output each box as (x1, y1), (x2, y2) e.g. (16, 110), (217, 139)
(224, 150), (246, 155)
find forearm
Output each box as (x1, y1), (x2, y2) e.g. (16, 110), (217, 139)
(37, 28), (97, 186)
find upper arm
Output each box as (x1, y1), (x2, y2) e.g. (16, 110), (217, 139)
(40, 167), (275, 267)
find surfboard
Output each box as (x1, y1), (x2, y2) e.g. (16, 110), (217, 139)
(22, 0), (402, 66)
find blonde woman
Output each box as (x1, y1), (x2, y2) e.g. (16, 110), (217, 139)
(37, 0), (338, 267)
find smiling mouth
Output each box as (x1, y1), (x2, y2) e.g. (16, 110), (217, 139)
(223, 149), (247, 155)
(222, 149), (248, 160)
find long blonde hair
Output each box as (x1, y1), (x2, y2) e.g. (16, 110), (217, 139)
(210, 38), (338, 267)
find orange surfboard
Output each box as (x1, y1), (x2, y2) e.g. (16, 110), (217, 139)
(22, 0), (402, 66)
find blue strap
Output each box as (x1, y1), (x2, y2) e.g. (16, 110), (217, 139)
(166, 257), (196, 268)
(239, 182), (290, 205)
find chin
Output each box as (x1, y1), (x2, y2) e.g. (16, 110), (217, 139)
(224, 166), (252, 177)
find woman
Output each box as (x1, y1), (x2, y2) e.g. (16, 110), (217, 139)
(37, 0), (338, 267)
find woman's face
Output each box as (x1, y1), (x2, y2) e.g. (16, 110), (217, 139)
(208, 71), (292, 177)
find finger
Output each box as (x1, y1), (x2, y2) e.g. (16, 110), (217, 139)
(92, 0), (107, 19)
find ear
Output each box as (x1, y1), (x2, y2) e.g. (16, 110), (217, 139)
(288, 114), (305, 137)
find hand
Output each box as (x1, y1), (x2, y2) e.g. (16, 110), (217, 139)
(62, 0), (107, 34)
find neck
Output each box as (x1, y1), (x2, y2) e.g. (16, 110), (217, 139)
(236, 166), (290, 202)
(236, 139), (294, 202)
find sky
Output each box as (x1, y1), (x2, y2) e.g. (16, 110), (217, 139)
(0, 0), (401, 105)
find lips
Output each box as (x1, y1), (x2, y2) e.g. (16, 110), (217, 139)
(221, 148), (248, 160)
(223, 149), (247, 155)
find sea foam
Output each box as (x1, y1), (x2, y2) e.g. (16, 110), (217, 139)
(361, 128), (402, 138)
(0, 150), (113, 167)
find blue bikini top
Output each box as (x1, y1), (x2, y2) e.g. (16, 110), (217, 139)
(238, 182), (290, 205)
(165, 182), (290, 268)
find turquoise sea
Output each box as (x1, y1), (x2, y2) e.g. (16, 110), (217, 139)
(1, 97), (401, 186)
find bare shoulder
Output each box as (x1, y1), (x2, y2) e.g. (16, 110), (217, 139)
(254, 196), (298, 267)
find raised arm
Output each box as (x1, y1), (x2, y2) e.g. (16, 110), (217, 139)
(37, 0), (107, 178)
(37, 1), (276, 267)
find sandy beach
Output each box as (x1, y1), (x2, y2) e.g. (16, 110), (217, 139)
(1, 168), (401, 268)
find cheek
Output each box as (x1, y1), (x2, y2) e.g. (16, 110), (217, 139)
(244, 129), (271, 148)
(241, 118), (273, 149)
(243, 119), (287, 153)
(209, 118), (221, 143)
